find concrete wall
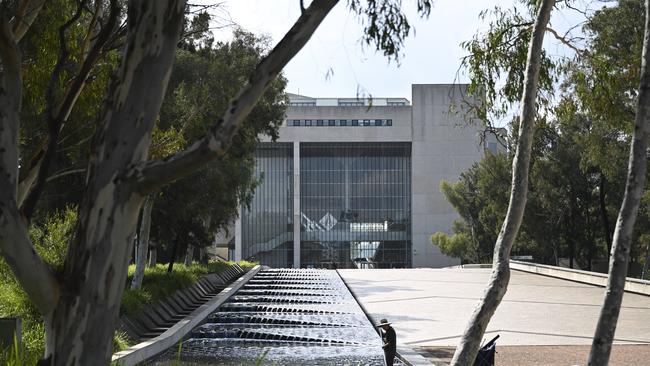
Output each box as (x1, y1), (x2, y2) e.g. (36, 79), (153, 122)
(410, 84), (483, 268)
(271, 105), (412, 143)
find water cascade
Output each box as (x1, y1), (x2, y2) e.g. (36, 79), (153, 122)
(149, 268), (388, 365)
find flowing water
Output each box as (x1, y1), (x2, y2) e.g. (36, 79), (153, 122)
(148, 269), (390, 365)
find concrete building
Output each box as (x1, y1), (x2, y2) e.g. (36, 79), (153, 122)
(229, 84), (496, 268)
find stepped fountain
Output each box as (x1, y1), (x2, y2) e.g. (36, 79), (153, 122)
(148, 268), (390, 365)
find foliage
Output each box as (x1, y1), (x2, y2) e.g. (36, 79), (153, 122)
(434, 153), (510, 263)
(121, 261), (256, 316)
(0, 208), (76, 362)
(443, 0), (650, 273)
(459, 1), (557, 126)
(430, 226), (474, 264)
(348, 0), (432, 62)
(150, 30), (288, 260)
(18, 0), (121, 218)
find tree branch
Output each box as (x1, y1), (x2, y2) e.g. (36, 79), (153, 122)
(134, 0), (338, 193)
(21, 0), (86, 220)
(46, 168), (86, 182)
(18, 0), (120, 214)
(10, 0), (46, 42)
(545, 26), (584, 56)
(0, 9), (59, 316)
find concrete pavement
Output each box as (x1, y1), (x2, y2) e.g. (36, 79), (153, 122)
(338, 268), (650, 347)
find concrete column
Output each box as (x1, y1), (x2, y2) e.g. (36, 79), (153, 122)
(234, 206), (242, 261)
(293, 141), (301, 268)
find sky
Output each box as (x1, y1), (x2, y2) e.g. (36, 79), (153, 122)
(207, 0), (593, 101)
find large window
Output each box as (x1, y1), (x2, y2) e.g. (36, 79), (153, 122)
(241, 143), (294, 267)
(300, 142), (411, 269)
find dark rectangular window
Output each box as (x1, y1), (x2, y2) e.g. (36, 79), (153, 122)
(340, 119), (347, 126)
(375, 119), (383, 126)
(317, 119), (324, 126)
(387, 119), (393, 126)
(328, 119), (336, 126)
(292, 119), (301, 126)
(352, 119), (359, 126)
(363, 119), (370, 126)
(305, 119), (312, 126)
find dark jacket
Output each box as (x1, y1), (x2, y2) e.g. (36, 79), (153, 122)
(382, 326), (396, 353)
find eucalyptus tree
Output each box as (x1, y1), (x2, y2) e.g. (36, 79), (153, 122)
(132, 30), (287, 286)
(588, 0), (650, 363)
(450, 0), (556, 364)
(0, 0), (432, 363)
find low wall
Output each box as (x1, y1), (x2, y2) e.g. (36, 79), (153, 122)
(511, 261), (650, 296)
(112, 265), (262, 366)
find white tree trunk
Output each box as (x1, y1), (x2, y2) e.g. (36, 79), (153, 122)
(130, 194), (154, 289)
(42, 2), (186, 364)
(184, 244), (194, 266)
(450, 1), (555, 364)
(148, 245), (157, 267)
(588, 1), (650, 364)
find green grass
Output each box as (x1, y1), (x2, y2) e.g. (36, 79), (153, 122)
(0, 260), (256, 363)
(121, 260), (256, 316)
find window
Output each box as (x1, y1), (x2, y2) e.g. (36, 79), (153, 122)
(387, 101), (406, 106)
(305, 119), (312, 126)
(328, 119), (336, 126)
(316, 119), (324, 126)
(386, 119), (393, 126)
(363, 119), (370, 126)
(340, 119), (348, 126)
(352, 119), (359, 126)
(290, 101), (316, 106)
(374, 119), (383, 126)
(292, 119), (301, 126)
(339, 101), (364, 106)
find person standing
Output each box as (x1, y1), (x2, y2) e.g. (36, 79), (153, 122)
(377, 318), (396, 366)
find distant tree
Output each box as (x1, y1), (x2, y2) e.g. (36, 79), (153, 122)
(433, 153), (510, 263)
(132, 29), (287, 284)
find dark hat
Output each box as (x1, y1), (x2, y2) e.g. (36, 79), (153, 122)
(376, 318), (391, 327)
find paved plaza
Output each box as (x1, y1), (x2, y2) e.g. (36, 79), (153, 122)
(338, 268), (650, 348)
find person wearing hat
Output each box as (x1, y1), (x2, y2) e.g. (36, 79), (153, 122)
(377, 318), (396, 366)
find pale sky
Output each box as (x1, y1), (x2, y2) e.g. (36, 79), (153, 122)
(208, 1), (593, 101)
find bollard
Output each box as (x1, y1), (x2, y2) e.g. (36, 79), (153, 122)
(0, 317), (22, 351)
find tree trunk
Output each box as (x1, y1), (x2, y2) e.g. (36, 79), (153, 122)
(642, 240), (650, 280)
(199, 246), (209, 264)
(148, 245), (157, 267)
(40, 2), (186, 364)
(599, 173), (613, 256)
(168, 239), (179, 273)
(449, 1), (555, 364)
(131, 194), (154, 289)
(588, 1), (650, 363)
(184, 244), (194, 266)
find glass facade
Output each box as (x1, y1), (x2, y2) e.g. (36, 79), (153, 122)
(241, 143), (294, 267)
(240, 142), (412, 269)
(300, 143), (411, 269)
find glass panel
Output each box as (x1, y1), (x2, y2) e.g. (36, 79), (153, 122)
(241, 143), (294, 267)
(299, 142), (411, 269)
